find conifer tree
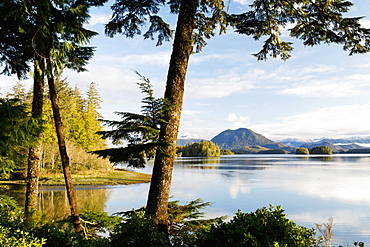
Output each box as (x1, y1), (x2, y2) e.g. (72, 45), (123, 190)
(0, 98), (42, 178)
(93, 72), (168, 168)
(0, 0), (107, 232)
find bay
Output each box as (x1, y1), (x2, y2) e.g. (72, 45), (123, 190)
(2, 154), (370, 246)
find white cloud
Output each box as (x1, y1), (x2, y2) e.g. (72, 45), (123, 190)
(360, 19), (370, 28)
(279, 79), (360, 97)
(182, 110), (203, 117)
(275, 65), (370, 97)
(86, 14), (110, 26)
(96, 52), (171, 68)
(251, 104), (370, 140)
(186, 71), (256, 99)
(296, 64), (338, 74)
(233, 0), (251, 5)
(227, 113), (250, 128)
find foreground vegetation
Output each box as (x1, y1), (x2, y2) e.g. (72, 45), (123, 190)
(0, 195), (363, 247)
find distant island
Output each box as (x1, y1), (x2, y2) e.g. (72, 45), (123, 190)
(177, 128), (370, 154)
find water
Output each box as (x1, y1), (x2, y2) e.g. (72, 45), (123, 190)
(3, 154), (370, 245)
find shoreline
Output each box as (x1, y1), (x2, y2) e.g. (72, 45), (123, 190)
(0, 168), (152, 186)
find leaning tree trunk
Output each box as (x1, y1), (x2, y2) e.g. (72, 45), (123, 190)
(25, 52), (45, 218)
(146, 0), (198, 229)
(46, 58), (83, 234)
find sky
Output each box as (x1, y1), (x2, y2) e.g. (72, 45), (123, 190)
(2, 0), (370, 142)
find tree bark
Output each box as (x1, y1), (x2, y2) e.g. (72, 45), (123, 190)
(146, 0), (197, 229)
(25, 52), (45, 218)
(46, 58), (83, 234)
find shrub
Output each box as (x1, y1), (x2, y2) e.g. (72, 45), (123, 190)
(296, 148), (309, 155)
(179, 140), (221, 157)
(258, 149), (287, 154)
(0, 196), (45, 247)
(110, 210), (170, 247)
(220, 149), (234, 155)
(195, 205), (316, 247)
(310, 146), (333, 155)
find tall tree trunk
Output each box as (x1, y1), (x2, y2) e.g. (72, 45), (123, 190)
(146, 0), (197, 229)
(46, 58), (83, 234)
(25, 53), (45, 218)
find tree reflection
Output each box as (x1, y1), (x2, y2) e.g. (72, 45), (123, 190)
(0, 185), (110, 220)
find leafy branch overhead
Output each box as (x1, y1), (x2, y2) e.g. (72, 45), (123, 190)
(106, 0), (370, 60)
(93, 72), (170, 168)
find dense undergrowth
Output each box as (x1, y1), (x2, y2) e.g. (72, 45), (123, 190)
(0, 195), (364, 247)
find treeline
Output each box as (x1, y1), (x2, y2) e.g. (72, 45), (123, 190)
(342, 149), (370, 154)
(177, 140), (233, 157)
(1, 78), (110, 178)
(177, 140), (220, 157)
(296, 146), (370, 155)
(296, 146), (333, 155)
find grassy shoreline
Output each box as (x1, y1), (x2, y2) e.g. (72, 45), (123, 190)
(0, 168), (151, 186)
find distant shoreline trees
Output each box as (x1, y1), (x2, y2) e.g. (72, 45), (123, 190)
(177, 140), (221, 157)
(296, 146), (333, 155)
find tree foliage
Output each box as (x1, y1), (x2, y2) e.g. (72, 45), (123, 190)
(196, 205), (316, 247)
(0, 98), (42, 178)
(296, 147), (310, 155)
(4, 79), (110, 174)
(310, 146), (333, 155)
(178, 140), (221, 157)
(93, 72), (169, 168)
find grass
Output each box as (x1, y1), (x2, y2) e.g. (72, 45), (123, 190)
(0, 168), (152, 186)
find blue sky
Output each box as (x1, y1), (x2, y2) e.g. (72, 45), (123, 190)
(1, 0), (370, 142)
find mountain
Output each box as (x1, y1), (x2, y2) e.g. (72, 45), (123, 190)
(176, 138), (205, 146)
(210, 128), (283, 150)
(280, 137), (370, 147)
(300, 141), (364, 152)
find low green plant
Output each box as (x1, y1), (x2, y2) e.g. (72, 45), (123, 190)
(195, 205), (316, 247)
(0, 196), (45, 246)
(110, 198), (221, 247)
(110, 210), (170, 247)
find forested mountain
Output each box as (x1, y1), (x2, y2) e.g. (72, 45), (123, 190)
(210, 128), (283, 150)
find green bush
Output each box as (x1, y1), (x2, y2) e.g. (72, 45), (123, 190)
(179, 140), (221, 157)
(195, 205), (315, 247)
(110, 210), (170, 247)
(0, 196), (45, 247)
(258, 149), (287, 154)
(296, 148), (309, 155)
(220, 149), (234, 155)
(310, 146), (333, 155)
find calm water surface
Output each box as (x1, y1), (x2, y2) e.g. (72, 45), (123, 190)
(3, 154), (370, 245)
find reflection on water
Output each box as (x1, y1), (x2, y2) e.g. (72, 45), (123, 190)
(0, 185), (110, 220)
(169, 154), (370, 246)
(1, 154), (370, 245)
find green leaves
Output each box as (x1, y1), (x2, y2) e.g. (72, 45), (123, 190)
(93, 73), (169, 168)
(196, 205), (316, 247)
(178, 140), (221, 157)
(106, 0), (228, 52)
(232, 0), (370, 60)
(0, 98), (43, 174)
(105, 0), (168, 38)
